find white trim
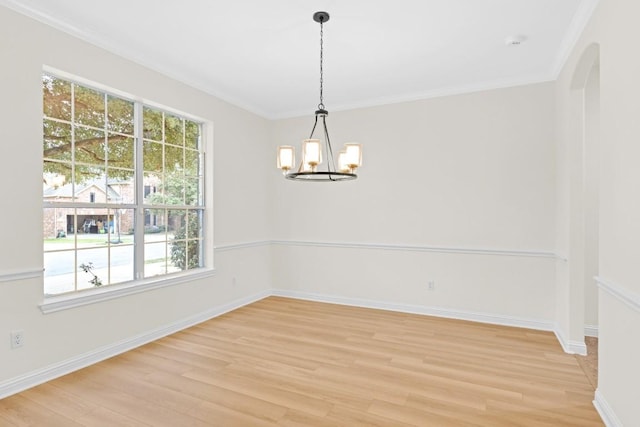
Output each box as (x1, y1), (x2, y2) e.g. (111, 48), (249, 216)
(0, 0), (592, 120)
(0, 290), (270, 400)
(215, 241), (271, 252)
(271, 289), (554, 332)
(555, 253), (569, 262)
(553, 325), (587, 355)
(272, 240), (556, 259)
(593, 389), (622, 427)
(275, 76), (554, 120)
(584, 325), (599, 337)
(40, 269), (217, 314)
(595, 276), (640, 313)
(551, 0), (601, 78)
(0, 268), (43, 283)
(0, 0), (272, 119)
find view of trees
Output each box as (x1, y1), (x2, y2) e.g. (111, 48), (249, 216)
(43, 73), (204, 289)
(43, 74), (200, 187)
(146, 167), (202, 269)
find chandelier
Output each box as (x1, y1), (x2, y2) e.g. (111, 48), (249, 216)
(277, 11), (363, 181)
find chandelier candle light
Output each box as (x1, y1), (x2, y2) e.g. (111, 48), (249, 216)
(277, 11), (363, 181)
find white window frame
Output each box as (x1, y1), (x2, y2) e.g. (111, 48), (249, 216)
(40, 68), (215, 314)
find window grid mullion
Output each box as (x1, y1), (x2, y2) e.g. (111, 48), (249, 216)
(134, 102), (145, 280)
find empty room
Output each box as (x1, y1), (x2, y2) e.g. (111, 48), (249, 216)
(0, 0), (638, 425)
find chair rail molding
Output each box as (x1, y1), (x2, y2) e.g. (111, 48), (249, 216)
(0, 268), (43, 283)
(271, 239), (557, 259)
(595, 276), (640, 313)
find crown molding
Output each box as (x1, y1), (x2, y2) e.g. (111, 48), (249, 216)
(0, 0), (272, 119)
(550, 0), (601, 78)
(274, 76), (555, 120)
(1, 0), (591, 121)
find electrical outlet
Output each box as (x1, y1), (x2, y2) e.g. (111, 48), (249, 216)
(428, 281), (435, 291)
(10, 330), (24, 349)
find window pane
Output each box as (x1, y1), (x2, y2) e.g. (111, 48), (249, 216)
(169, 209), (202, 271)
(185, 149), (200, 177)
(107, 135), (134, 169)
(186, 239), (201, 270)
(143, 141), (163, 174)
(113, 208), (135, 240)
(43, 206), (73, 240)
(44, 250), (76, 295)
(77, 208), (109, 238)
(77, 248), (108, 290)
(164, 172), (185, 205)
(43, 74), (71, 121)
(107, 95), (134, 135)
(74, 126), (105, 166)
(107, 169), (135, 204)
(74, 166), (106, 203)
(109, 244), (134, 285)
(143, 107), (163, 141)
(185, 177), (202, 206)
(144, 175), (163, 205)
(164, 114), (183, 146)
(43, 167), (71, 200)
(74, 85), (105, 128)
(144, 242), (167, 277)
(164, 144), (183, 172)
(142, 208), (165, 238)
(185, 120), (199, 149)
(43, 120), (72, 162)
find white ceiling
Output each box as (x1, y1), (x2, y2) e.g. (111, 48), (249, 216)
(3, 0), (597, 119)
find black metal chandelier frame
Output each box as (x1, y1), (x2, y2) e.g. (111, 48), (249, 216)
(285, 11), (358, 182)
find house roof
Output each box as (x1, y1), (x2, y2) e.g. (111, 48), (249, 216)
(43, 179), (122, 200)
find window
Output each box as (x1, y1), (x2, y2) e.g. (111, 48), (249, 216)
(43, 73), (206, 296)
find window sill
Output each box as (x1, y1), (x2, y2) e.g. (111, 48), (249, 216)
(40, 268), (217, 314)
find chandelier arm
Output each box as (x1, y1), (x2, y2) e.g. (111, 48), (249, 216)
(322, 116), (336, 172)
(309, 114), (319, 139)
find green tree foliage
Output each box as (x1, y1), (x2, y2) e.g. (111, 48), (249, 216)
(42, 74), (200, 185)
(170, 211), (200, 270)
(145, 168), (202, 271)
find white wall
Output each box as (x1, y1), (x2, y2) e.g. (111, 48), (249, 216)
(555, 0), (640, 424)
(0, 5), (272, 389)
(271, 84), (557, 324)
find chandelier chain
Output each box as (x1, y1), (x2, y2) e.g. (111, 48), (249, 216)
(318, 19), (324, 110)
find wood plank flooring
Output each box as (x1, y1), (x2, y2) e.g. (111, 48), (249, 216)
(0, 297), (603, 426)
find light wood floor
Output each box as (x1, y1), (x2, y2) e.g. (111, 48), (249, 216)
(0, 297), (603, 426)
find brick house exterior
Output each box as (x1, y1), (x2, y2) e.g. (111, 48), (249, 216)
(43, 180), (135, 238)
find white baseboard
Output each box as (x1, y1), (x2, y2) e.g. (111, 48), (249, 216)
(271, 289), (555, 332)
(593, 389), (622, 427)
(584, 324), (599, 337)
(0, 290), (270, 400)
(553, 326), (587, 355)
